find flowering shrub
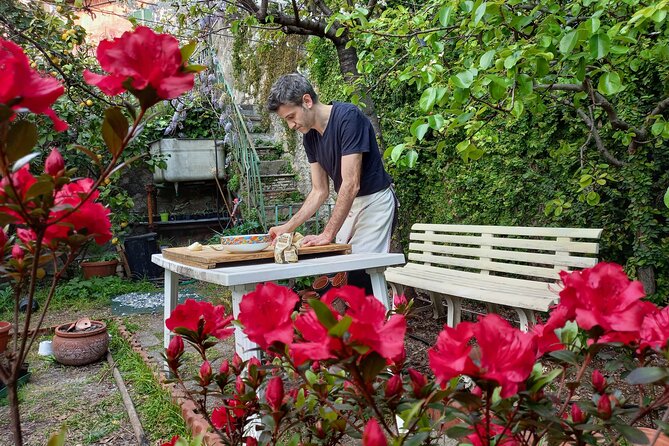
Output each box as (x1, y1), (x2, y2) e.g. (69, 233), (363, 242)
(165, 263), (669, 445)
(0, 27), (198, 446)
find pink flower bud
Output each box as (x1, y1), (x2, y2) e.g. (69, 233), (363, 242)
(471, 386), (483, 397)
(393, 294), (408, 307)
(592, 370), (606, 393)
(12, 244), (24, 260)
(311, 361), (320, 372)
(199, 361), (212, 386)
(597, 394), (612, 419)
(166, 336), (184, 360)
(245, 438), (258, 446)
(161, 435), (179, 446)
(385, 374), (403, 399)
(45, 147), (65, 176)
(232, 353), (243, 372)
(219, 359), (230, 375)
(408, 368), (427, 397)
(266, 376), (284, 412)
(247, 357), (261, 370)
(362, 418), (387, 446)
(571, 403), (584, 424)
(235, 375), (245, 395)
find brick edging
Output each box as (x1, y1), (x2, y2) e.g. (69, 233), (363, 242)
(114, 318), (224, 446)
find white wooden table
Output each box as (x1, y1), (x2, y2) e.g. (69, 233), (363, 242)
(152, 252), (405, 360)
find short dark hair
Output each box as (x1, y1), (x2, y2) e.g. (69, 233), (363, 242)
(267, 73), (319, 112)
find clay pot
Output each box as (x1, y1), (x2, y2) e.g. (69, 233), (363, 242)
(331, 272), (348, 288)
(0, 321), (11, 354)
(312, 275), (330, 291)
(52, 321), (109, 366)
(633, 428), (669, 446)
(80, 260), (118, 279)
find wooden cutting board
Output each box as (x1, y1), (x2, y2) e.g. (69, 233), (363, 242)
(162, 243), (352, 269)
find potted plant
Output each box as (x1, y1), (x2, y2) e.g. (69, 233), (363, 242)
(79, 246), (119, 279)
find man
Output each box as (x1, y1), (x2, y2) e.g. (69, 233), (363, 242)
(267, 73), (396, 293)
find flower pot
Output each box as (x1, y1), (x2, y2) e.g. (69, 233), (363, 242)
(633, 428), (669, 446)
(160, 212), (169, 222)
(52, 320), (109, 366)
(0, 321), (11, 354)
(80, 259), (118, 279)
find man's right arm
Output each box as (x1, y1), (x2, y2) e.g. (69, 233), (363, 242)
(268, 162), (329, 240)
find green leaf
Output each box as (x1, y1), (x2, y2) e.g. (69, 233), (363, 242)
(309, 298), (337, 329)
(419, 87), (438, 113)
(480, 50), (495, 69)
(473, 2), (486, 26)
(664, 187), (669, 208)
(47, 426), (67, 446)
(451, 70), (476, 88)
(589, 33), (610, 59)
(438, 5), (454, 26)
(504, 51), (522, 69)
(597, 71), (623, 95)
(586, 191), (600, 205)
(6, 121), (38, 163)
(625, 367), (669, 385)
(183, 64), (207, 73)
(180, 40), (197, 63)
(427, 114), (445, 130)
(406, 149), (418, 168)
(26, 179), (55, 200)
(102, 107), (129, 156)
(359, 352), (386, 383)
(390, 144), (405, 163)
(559, 29), (580, 55)
(328, 316), (352, 337)
(549, 349), (579, 365)
(415, 123), (430, 141)
(616, 425), (653, 445)
(584, 17), (600, 34)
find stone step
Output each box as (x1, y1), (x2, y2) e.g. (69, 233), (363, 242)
(259, 159), (291, 175)
(260, 173), (298, 192)
(255, 146), (283, 161)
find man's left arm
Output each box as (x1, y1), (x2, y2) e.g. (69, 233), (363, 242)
(301, 153), (361, 247)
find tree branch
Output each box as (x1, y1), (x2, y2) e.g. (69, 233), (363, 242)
(291, 0), (300, 24)
(313, 0), (331, 15)
(557, 97), (624, 167)
(647, 96), (669, 124)
(366, 0), (378, 17)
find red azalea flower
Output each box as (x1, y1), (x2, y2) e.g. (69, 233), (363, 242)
(408, 368), (428, 397)
(429, 321), (478, 387)
(466, 418), (521, 446)
(571, 403), (585, 424)
(531, 304), (569, 357)
(362, 418), (387, 446)
(591, 370), (606, 394)
(11, 244), (24, 260)
(0, 39), (67, 131)
(166, 335), (183, 359)
(265, 376), (284, 412)
(475, 314), (538, 398)
(83, 26), (194, 108)
(289, 309), (342, 365)
(245, 438), (258, 446)
(238, 282), (299, 350)
(165, 299), (234, 341)
(323, 286), (407, 361)
(597, 394), (612, 419)
(639, 306), (669, 352)
(385, 374), (403, 398)
(0, 165), (38, 224)
(557, 263), (656, 344)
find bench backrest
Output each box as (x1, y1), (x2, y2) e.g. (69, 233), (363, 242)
(408, 224), (603, 283)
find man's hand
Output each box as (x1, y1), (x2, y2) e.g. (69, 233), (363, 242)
(301, 232), (334, 247)
(268, 224), (291, 245)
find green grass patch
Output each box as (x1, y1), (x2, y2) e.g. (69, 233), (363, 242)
(108, 321), (189, 443)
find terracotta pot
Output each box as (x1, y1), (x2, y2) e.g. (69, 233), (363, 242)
(633, 428), (669, 446)
(52, 321), (109, 366)
(81, 259), (118, 279)
(331, 272), (348, 288)
(0, 321), (11, 354)
(312, 275), (330, 291)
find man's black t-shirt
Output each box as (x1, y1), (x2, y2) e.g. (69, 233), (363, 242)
(303, 102), (391, 196)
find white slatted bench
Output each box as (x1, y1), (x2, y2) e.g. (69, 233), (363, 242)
(384, 224), (603, 331)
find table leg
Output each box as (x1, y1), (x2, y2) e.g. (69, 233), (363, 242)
(366, 267), (390, 310)
(231, 284), (261, 361)
(163, 268), (179, 350)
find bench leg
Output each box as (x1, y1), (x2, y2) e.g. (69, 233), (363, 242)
(388, 282), (405, 306)
(515, 309), (536, 332)
(443, 294), (462, 327)
(486, 303), (500, 315)
(428, 291), (446, 319)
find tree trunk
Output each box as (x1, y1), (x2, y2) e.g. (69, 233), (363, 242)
(637, 265), (656, 295)
(333, 42), (385, 152)
(8, 379), (23, 446)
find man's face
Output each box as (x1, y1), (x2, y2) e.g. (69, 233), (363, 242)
(277, 98), (313, 134)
